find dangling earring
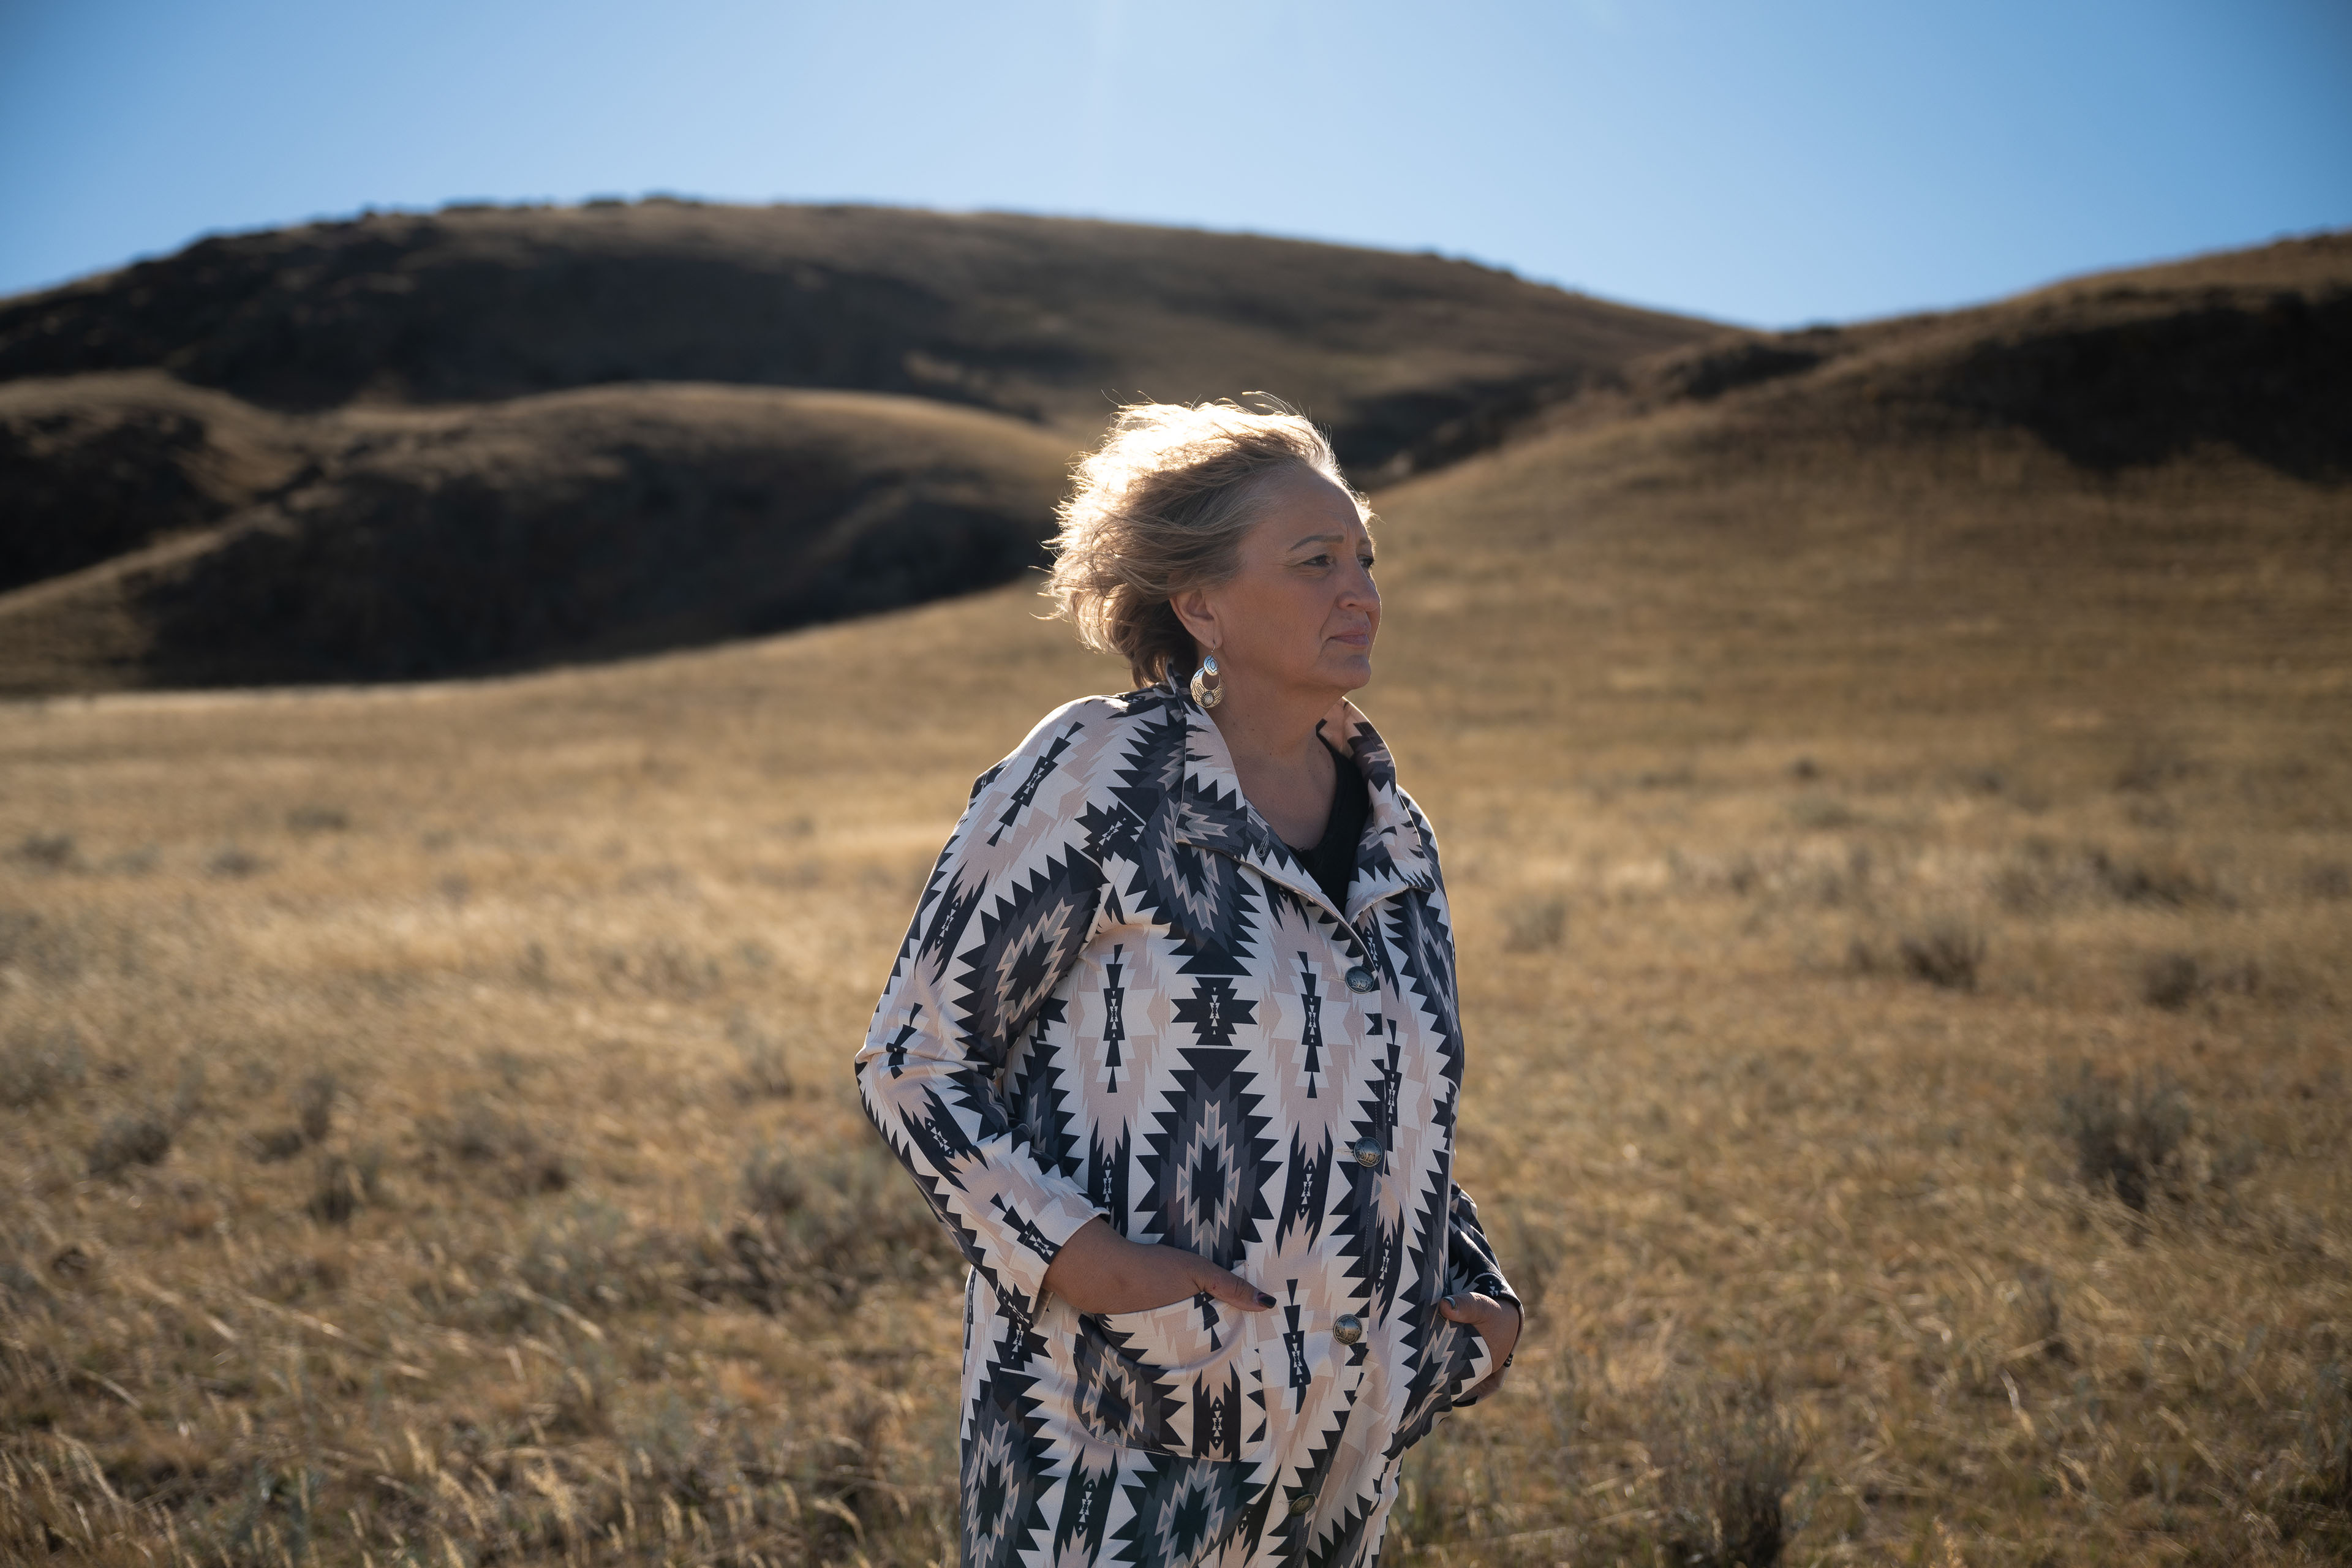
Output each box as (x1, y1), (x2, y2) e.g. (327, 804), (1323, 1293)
(1189, 653), (1224, 710)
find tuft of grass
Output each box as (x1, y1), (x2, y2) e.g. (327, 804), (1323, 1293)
(205, 843), (268, 878)
(284, 804), (349, 833)
(1849, 922), (1988, 990)
(243, 1068), (339, 1163)
(0, 906), (87, 981)
(2114, 751), (2197, 794)
(252, 1253), (345, 1302)
(1992, 841), (2230, 913)
(729, 1010), (797, 1100)
(244, 1125), (307, 1163)
(1495, 1203), (1566, 1319)
(2011, 1266), (2073, 1364)
(0, 1025), (86, 1109)
(592, 939), (720, 998)
(2056, 1066), (2192, 1213)
(167, 1057), (206, 1125)
(2141, 951), (2266, 1012)
(1899, 923), (1985, 991)
(1786, 793), (1858, 831)
(2286, 1362), (2352, 1520)
(307, 1147), (384, 1224)
(2090, 847), (2221, 907)
(295, 1069), (337, 1144)
(1961, 764), (2007, 795)
(424, 1097), (574, 1194)
(2144, 952), (2203, 1010)
(1646, 1375), (1811, 1568)
(1501, 894), (1568, 953)
(712, 1139), (958, 1310)
(744, 1143), (811, 1216)
(87, 1113), (171, 1177)
(10, 831), (77, 869)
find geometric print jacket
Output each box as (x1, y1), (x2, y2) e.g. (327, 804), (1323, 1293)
(855, 679), (1517, 1568)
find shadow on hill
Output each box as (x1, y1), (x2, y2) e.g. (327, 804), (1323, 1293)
(1461, 235), (2352, 488)
(1936, 290), (2352, 480)
(0, 384), (1073, 691)
(0, 374), (304, 593)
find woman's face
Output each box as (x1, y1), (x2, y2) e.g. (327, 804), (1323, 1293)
(1178, 468), (1380, 701)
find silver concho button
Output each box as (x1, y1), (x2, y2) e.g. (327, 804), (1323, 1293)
(1344, 966), (1376, 993)
(1351, 1137), (1382, 1167)
(1333, 1314), (1364, 1346)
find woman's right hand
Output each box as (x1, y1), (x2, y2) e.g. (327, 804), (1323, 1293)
(1039, 1218), (1277, 1316)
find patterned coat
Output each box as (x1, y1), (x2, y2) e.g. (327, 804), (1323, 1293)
(854, 680), (1516, 1568)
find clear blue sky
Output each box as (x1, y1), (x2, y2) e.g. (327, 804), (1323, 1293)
(1, 0), (2345, 327)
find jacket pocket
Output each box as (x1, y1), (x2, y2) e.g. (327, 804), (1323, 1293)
(1073, 1292), (1266, 1463)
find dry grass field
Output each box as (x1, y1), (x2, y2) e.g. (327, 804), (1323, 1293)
(4, 249), (2350, 1565)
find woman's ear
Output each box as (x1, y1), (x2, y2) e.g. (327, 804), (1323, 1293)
(1169, 587), (1221, 654)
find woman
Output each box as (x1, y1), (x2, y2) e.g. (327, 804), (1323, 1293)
(854, 399), (1519, 1568)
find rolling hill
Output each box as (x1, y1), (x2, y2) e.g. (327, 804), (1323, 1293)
(0, 379), (1073, 688)
(0, 200), (1725, 691)
(0, 201), (1713, 461)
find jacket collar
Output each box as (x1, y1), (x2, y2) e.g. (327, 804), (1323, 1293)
(1164, 680), (1438, 921)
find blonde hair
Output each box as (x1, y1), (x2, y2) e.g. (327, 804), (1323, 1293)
(1045, 398), (1364, 687)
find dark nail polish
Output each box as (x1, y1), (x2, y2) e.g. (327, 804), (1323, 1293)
(1256, 1292), (1276, 1308)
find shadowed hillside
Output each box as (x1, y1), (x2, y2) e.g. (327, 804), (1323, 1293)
(0, 201), (1724, 691)
(0, 380), (1071, 689)
(1452, 228), (2352, 483)
(0, 372), (306, 592)
(1695, 230), (2351, 479)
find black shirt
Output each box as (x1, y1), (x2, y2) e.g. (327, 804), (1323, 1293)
(1288, 740), (1371, 909)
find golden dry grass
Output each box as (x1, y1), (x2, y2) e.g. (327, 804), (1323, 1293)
(1, 383), (2348, 1567)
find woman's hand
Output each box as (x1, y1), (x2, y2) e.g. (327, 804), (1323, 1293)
(1440, 1291), (1521, 1401)
(1040, 1218), (1277, 1317)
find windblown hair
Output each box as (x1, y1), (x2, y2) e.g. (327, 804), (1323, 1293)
(1046, 398), (1363, 687)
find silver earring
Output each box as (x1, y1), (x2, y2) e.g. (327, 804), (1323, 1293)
(1189, 654), (1224, 710)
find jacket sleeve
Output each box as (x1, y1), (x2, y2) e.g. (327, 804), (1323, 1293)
(1446, 1182), (1520, 1409)
(853, 709), (1110, 1328)
(1408, 806), (1518, 1315)
(1447, 1180), (1519, 1311)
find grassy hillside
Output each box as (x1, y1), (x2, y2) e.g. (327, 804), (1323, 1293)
(0, 202), (1723, 692)
(0, 203), (1713, 461)
(0, 372), (306, 593)
(0, 234), (2346, 1566)
(0, 380), (1073, 691)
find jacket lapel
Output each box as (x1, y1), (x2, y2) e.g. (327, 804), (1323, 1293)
(1167, 684), (1437, 923)
(1324, 701), (1439, 921)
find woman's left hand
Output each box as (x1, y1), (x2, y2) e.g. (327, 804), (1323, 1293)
(1439, 1291), (1521, 1402)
